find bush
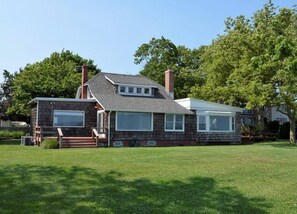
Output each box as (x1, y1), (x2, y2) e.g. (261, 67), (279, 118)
(266, 120), (280, 132)
(41, 138), (59, 149)
(0, 130), (25, 139)
(279, 122), (290, 139)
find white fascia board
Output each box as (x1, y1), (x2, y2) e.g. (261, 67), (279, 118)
(176, 98), (243, 113)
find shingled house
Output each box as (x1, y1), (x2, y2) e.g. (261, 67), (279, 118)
(31, 65), (243, 148)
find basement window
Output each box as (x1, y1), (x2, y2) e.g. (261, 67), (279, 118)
(53, 110), (85, 127)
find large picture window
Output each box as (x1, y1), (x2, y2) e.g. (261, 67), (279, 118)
(53, 110), (85, 127)
(165, 114), (184, 132)
(116, 112), (153, 131)
(197, 112), (235, 132)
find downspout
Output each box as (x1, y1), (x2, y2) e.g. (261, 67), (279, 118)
(107, 111), (112, 147)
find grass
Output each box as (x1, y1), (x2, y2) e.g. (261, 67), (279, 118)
(0, 141), (297, 213)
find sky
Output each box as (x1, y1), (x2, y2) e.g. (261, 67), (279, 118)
(0, 0), (296, 83)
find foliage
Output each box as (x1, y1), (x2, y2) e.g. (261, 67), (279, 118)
(1, 143), (297, 213)
(266, 120), (280, 132)
(134, 37), (206, 99)
(0, 130), (25, 139)
(8, 50), (101, 117)
(241, 124), (262, 136)
(191, 1), (297, 143)
(41, 138), (58, 149)
(279, 122), (290, 139)
(0, 70), (23, 121)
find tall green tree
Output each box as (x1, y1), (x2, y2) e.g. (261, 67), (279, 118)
(134, 36), (205, 99)
(8, 50), (100, 116)
(0, 70), (17, 120)
(191, 1), (297, 143)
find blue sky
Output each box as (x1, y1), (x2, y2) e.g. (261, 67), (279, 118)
(0, 0), (296, 82)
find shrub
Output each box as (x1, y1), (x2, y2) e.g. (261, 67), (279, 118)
(41, 138), (59, 149)
(266, 120), (280, 132)
(279, 122), (290, 139)
(0, 130), (25, 139)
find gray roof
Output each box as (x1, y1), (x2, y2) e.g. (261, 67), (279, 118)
(85, 72), (193, 114)
(104, 73), (158, 87)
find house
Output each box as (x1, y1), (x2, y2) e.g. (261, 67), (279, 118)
(31, 64), (243, 147)
(176, 98), (243, 144)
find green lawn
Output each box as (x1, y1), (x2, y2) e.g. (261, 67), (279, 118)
(0, 141), (297, 213)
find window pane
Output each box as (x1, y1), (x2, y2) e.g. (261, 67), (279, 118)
(128, 87), (134, 93)
(137, 88), (142, 93)
(209, 116), (229, 131)
(117, 112), (152, 131)
(198, 115), (206, 130)
(144, 88), (150, 94)
(165, 114), (174, 130)
(120, 86), (126, 93)
(232, 117), (235, 130)
(175, 115), (183, 130)
(53, 111), (84, 127)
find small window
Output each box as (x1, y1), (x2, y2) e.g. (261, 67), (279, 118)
(120, 86), (126, 93)
(136, 88), (142, 94)
(232, 117), (235, 131)
(128, 87), (134, 93)
(198, 115), (206, 131)
(144, 88), (150, 94)
(165, 114), (184, 131)
(53, 110), (84, 127)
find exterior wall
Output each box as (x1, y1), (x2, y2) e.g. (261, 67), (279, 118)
(109, 112), (197, 147)
(197, 112), (242, 144)
(36, 100), (97, 137)
(31, 107), (37, 136)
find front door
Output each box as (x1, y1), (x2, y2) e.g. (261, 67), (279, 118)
(97, 110), (105, 133)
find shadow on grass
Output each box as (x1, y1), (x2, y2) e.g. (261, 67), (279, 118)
(0, 139), (21, 145)
(0, 165), (271, 213)
(257, 141), (297, 149)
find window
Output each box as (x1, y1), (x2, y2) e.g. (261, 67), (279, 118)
(128, 87), (134, 93)
(197, 112), (235, 132)
(165, 114), (184, 131)
(198, 115), (206, 131)
(53, 110), (84, 127)
(209, 116), (230, 131)
(136, 88), (142, 94)
(120, 86), (126, 93)
(116, 112), (152, 131)
(144, 88), (150, 94)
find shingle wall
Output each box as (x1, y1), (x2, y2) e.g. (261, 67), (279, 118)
(36, 100), (97, 137)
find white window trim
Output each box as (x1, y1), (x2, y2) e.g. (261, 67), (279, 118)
(197, 112), (235, 132)
(53, 110), (85, 128)
(165, 114), (185, 132)
(115, 112), (154, 131)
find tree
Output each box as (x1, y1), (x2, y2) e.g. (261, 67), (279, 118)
(0, 70), (17, 120)
(8, 50), (100, 117)
(191, 1), (297, 143)
(134, 36), (205, 99)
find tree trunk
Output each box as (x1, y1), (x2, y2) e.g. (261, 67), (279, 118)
(289, 118), (296, 144)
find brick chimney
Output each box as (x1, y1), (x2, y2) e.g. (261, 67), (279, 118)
(81, 64), (88, 99)
(165, 69), (174, 99)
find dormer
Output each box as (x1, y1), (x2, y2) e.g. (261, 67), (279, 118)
(104, 73), (158, 97)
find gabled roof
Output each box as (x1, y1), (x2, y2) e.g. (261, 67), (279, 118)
(175, 98), (243, 112)
(81, 72), (193, 114)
